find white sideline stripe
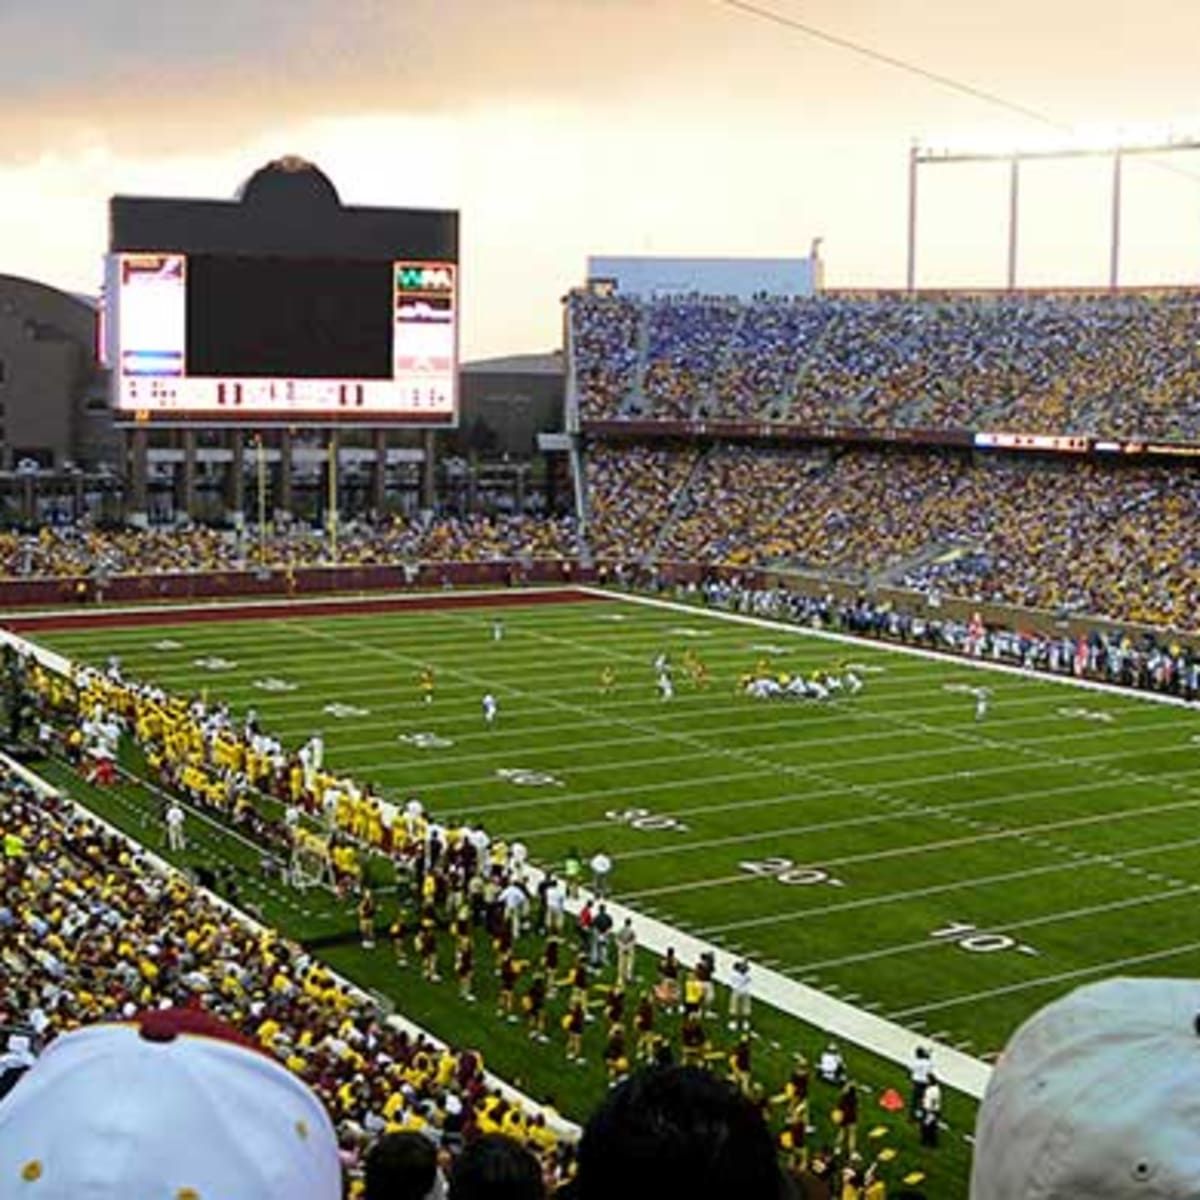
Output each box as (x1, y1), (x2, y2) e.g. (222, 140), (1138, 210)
(0, 750), (576, 1137)
(583, 881), (992, 1099)
(582, 588), (1200, 712)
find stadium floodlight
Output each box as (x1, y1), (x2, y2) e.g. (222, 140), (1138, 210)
(906, 122), (1200, 291)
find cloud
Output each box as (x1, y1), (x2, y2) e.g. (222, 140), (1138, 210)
(0, 0), (724, 163)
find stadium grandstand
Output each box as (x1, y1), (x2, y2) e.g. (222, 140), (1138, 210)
(6, 112), (1200, 1200)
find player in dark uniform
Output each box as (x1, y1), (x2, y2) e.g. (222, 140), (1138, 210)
(563, 1000), (586, 1063)
(680, 1012), (708, 1067)
(455, 936), (475, 1002)
(524, 971), (549, 1042)
(634, 990), (656, 1063)
(543, 934), (561, 998)
(497, 951), (522, 1022)
(603, 1022), (629, 1083)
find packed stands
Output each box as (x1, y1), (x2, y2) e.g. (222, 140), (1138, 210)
(0, 766), (571, 1186)
(569, 289), (1200, 440)
(586, 443), (1200, 629)
(0, 514), (584, 579)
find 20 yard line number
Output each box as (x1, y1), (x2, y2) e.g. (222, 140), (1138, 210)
(740, 856), (845, 888)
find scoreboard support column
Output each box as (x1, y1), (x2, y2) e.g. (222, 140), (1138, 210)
(372, 429), (388, 516)
(226, 431), (245, 526)
(278, 430), (294, 522)
(421, 429), (437, 510)
(180, 430), (198, 520)
(124, 428), (149, 528)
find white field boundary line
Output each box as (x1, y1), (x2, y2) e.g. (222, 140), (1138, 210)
(700, 831), (1200, 936)
(583, 588), (1200, 712)
(621, 792), (1200, 901)
(0, 750), (577, 1137)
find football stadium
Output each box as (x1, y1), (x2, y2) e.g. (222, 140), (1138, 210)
(4, 7), (1200, 1199)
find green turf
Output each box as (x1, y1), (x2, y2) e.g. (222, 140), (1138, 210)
(31, 590), (1200, 1193)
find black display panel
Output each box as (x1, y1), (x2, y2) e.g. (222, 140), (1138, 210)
(185, 255), (393, 379)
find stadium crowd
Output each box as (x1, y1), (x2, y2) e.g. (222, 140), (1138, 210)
(0, 513), (583, 579)
(586, 444), (1200, 630)
(0, 768), (572, 1189)
(569, 288), (1200, 440)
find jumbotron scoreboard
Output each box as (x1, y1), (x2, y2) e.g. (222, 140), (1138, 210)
(103, 160), (460, 426)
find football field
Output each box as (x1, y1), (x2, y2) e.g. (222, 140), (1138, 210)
(31, 587), (1200, 1065)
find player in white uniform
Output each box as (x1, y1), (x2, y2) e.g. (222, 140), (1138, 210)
(482, 692), (498, 726)
(492, 618), (504, 642)
(657, 671), (674, 701)
(165, 801), (187, 852)
(975, 688), (990, 721)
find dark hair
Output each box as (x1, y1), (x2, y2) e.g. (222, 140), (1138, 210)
(574, 1066), (785, 1200)
(365, 1131), (438, 1200)
(449, 1133), (545, 1200)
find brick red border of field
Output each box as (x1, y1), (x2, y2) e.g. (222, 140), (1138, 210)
(1, 587), (600, 634)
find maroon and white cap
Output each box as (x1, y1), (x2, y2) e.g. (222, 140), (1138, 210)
(0, 1007), (341, 1199)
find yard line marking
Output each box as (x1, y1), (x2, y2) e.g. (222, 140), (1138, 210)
(623, 794), (1200, 900)
(699, 831), (1200, 934)
(892, 938), (1200, 1019)
(793, 886), (1199, 974)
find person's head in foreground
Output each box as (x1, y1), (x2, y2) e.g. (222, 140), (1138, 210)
(0, 1006), (341, 1200)
(448, 1133), (545, 1200)
(970, 976), (1200, 1199)
(571, 1064), (788, 1200)
(366, 1130), (444, 1200)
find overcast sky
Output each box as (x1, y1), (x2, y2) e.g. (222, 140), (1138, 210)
(4, 0), (1200, 357)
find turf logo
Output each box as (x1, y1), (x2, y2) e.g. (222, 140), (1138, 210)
(254, 677), (298, 692)
(748, 644), (788, 656)
(323, 702), (370, 719)
(193, 656), (237, 671)
(496, 767), (564, 788)
(153, 639), (184, 651)
(739, 856), (844, 888)
(930, 921), (1039, 956)
(399, 731), (455, 750)
(605, 806), (689, 833)
(670, 627), (712, 638)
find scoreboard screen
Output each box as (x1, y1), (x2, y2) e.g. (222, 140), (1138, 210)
(105, 252), (458, 425)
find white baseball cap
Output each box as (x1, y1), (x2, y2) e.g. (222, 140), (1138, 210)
(0, 1007), (342, 1200)
(970, 977), (1200, 1199)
